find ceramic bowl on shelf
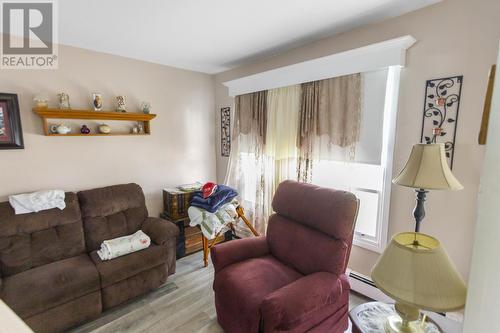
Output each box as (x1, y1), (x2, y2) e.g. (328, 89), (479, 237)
(98, 124), (111, 134)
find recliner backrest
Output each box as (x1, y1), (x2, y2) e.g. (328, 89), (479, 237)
(0, 193), (85, 277)
(267, 180), (358, 276)
(78, 183), (148, 252)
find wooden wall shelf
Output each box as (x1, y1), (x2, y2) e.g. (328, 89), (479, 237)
(33, 108), (157, 136)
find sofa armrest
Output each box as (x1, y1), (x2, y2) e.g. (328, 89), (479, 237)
(142, 217), (179, 246)
(260, 273), (349, 332)
(211, 236), (269, 273)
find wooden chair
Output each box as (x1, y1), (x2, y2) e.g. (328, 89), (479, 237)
(202, 206), (259, 267)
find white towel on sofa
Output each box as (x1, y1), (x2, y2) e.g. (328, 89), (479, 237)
(97, 230), (151, 261)
(9, 190), (66, 215)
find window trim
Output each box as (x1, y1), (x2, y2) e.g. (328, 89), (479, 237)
(223, 35), (415, 96)
(353, 66), (401, 253)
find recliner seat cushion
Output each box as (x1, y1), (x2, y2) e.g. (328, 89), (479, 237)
(90, 244), (168, 287)
(1, 254), (100, 318)
(213, 255), (303, 333)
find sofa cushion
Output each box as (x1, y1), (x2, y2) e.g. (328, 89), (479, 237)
(25, 291), (102, 333)
(213, 255), (303, 333)
(78, 183), (148, 251)
(90, 244), (168, 287)
(1, 254), (100, 318)
(100, 264), (168, 309)
(0, 193), (85, 276)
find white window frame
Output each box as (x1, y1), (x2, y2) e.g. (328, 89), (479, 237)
(352, 66), (401, 253)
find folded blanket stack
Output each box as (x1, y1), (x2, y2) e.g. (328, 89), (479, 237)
(97, 230), (151, 261)
(9, 190), (66, 215)
(188, 200), (239, 240)
(190, 184), (238, 213)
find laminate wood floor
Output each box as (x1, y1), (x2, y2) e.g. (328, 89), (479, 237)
(69, 252), (369, 333)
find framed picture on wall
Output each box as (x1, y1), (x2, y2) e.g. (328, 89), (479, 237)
(0, 93), (24, 149)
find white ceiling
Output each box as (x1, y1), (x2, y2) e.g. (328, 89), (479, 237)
(57, 0), (440, 74)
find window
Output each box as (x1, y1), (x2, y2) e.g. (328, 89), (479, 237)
(312, 67), (400, 252)
(224, 36), (413, 252)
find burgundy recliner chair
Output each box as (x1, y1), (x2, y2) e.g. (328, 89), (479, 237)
(211, 180), (359, 333)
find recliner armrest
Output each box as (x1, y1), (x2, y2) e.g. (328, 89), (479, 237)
(211, 236), (269, 273)
(142, 217), (179, 246)
(260, 273), (349, 332)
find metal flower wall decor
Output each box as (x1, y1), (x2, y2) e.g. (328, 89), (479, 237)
(221, 107), (231, 157)
(420, 76), (463, 169)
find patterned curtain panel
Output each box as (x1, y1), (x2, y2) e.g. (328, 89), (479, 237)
(298, 80), (321, 182)
(235, 91), (268, 144)
(225, 90), (269, 235)
(298, 73), (362, 182)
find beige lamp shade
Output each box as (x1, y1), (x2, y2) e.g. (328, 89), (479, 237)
(371, 232), (467, 312)
(393, 143), (463, 190)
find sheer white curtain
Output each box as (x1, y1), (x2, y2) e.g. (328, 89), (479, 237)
(263, 85), (301, 223)
(225, 86), (300, 234)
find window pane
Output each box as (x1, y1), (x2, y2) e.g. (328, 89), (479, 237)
(352, 190), (379, 238)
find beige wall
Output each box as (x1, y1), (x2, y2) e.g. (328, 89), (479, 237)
(0, 44), (216, 217)
(214, 0), (500, 280)
(463, 41), (500, 333)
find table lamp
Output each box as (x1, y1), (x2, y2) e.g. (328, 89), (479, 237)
(393, 143), (463, 232)
(371, 232), (467, 333)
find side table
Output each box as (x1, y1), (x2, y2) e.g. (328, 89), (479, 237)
(159, 213), (231, 259)
(349, 302), (461, 333)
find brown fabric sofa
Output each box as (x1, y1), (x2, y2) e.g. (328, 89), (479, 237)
(0, 183), (179, 333)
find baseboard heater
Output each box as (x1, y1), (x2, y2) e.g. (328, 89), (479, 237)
(346, 269), (392, 303)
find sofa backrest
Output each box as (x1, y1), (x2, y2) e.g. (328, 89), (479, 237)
(267, 180), (359, 276)
(0, 192), (85, 277)
(78, 183), (148, 252)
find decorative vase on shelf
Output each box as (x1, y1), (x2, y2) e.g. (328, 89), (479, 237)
(92, 93), (103, 111)
(116, 96), (126, 112)
(57, 93), (71, 109)
(140, 101), (151, 114)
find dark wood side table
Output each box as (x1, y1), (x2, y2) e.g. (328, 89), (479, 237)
(349, 302), (462, 333)
(159, 213), (231, 259)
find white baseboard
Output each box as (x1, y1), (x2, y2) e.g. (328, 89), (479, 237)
(347, 268), (392, 303)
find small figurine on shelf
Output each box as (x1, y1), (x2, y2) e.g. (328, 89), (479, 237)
(140, 101), (151, 114)
(98, 124), (111, 134)
(116, 96), (126, 112)
(92, 93), (103, 111)
(131, 122), (143, 134)
(80, 124), (91, 134)
(33, 95), (48, 109)
(57, 93), (71, 109)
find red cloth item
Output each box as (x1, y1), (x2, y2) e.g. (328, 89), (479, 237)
(202, 182), (218, 199)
